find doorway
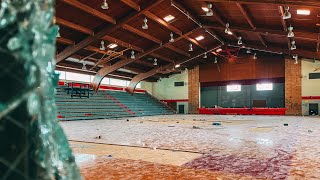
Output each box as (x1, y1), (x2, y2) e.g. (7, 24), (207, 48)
(178, 105), (185, 114)
(309, 103), (319, 115)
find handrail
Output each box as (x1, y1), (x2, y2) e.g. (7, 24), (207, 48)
(145, 91), (176, 113)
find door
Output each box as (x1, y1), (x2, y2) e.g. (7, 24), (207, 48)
(178, 105), (185, 114)
(309, 103), (319, 115)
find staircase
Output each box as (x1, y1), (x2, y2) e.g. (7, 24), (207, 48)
(56, 86), (174, 121)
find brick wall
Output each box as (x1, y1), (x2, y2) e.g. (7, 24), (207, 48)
(285, 58), (302, 115)
(188, 65), (200, 114)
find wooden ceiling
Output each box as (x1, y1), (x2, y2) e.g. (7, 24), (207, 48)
(55, 0), (320, 82)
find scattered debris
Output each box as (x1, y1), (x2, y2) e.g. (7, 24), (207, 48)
(107, 155), (112, 159)
(212, 122), (221, 126)
(308, 130), (313, 133)
(176, 121), (179, 123)
(284, 123), (288, 126)
(192, 126), (201, 129)
(94, 135), (102, 139)
(126, 119), (129, 122)
(168, 125), (175, 127)
(153, 147), (157, 150)
(140, 121), (143, 123)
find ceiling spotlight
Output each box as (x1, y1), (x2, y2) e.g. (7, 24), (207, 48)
(237, 36), (243, 45)
(142, 17), (148, 30)
(203, 53), (208, 59)
(287, 26), (294, 38)
(101, 0), (109, 10)
(175, 64), (181, 68)
(100, 40), (105, 51)
(82, 62), (87, 70)
(297, 9), (310, 15)
(294, 58), (298, 64)
(214, 57), (218, 63)
(107, 43), (118, 49)
(253, 53), (257, 60)
(216, 48), (222, 53)
(283, 6), (291, 20)
(225, 23), (232, 35)
(153, 58), (158, 66)
(206, 4), (214, 16)
(164, 15), (175, 22)
(189, 43), (193, 52)
(246, 49), (251, 54)
(131, 50), (135, 59)
(290, 40), (296, 50)
(56, 26), (61, 38)
(195, 35), (204, 41)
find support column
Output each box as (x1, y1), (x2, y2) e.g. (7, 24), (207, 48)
(285, 58), (302, 115)
(188, 65), (200, 114)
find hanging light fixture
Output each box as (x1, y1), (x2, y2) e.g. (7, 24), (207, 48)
(206, 4), (214, 16)
(214, 57), (218, 63)
(283, 6), (291, 20)
(100, 40), (105, 51)
(175, 64), (181, 68)
(287, 25), (294, 37)
(56, 26), (61, 38)
(101, 0), (109, 10)
(203, 52), (208, 59)
(246, 49), (251, 54)
(169, 32), (174, 42)
(189, 43), (193, 52)
(82, 62), (87, 70)
(237, 36), (243, 45)
(131, 50), (135, 59)
(253, 53), (257, 60)
(293, 54), (298, 64)
(225, 23), (232, 35)
(142, 17), (148, 30)
(290, 40), (296, 50)
(153, 58), (158, 66)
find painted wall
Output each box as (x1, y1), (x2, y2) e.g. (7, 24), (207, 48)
(140, 71), (189, 113)
(301, 59), (320, 115)
(201, 83), (285, 108)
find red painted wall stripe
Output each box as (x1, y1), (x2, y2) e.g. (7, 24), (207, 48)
(161, 99), (189, 103)
(302, 96), (320, 100)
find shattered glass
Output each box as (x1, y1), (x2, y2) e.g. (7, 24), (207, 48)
(0, 0), (81, 179)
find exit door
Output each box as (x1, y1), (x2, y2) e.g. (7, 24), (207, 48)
(178, 105), (185, 114)
(309, 103), (319, 115)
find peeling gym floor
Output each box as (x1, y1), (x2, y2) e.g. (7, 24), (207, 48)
(61, 115), (320, 179)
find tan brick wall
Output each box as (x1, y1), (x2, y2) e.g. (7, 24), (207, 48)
(285, 58), (302, 115)
(188, 65), (200, 114)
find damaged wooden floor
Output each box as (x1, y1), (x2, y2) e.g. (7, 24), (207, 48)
(61, 115), (320, 179)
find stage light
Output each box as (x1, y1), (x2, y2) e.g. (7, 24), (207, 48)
(101, 0), (109, 10)
(100, 40), (105, 51)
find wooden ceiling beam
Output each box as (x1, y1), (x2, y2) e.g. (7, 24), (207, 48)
(57, 37), (75, 45)
(55, 17), (94, 35)
(197, 0), (320, 7)
(60, 0), (116, 24)
(122, 24), (162, 44)
(165, 44), (190, 57)
(91, 27), (202, 91)
(103, 35), (144, 52)
(56, 0), (165, 63)
(135, 59), (155, 67)
(120, 0), (140, 11)
(143, 11), (182, 35)
(122, 24), (190, 56)
(150, 53), (175, 63)
(236, 3), (267, 47)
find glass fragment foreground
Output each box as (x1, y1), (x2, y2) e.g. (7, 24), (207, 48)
(0, 1), (80, 179)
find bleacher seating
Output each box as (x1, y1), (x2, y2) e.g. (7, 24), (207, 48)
(56, 85), (174, 121)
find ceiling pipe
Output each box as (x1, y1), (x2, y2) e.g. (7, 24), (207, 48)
(180, 45), (222, 65)
(228, 44), (283, 55)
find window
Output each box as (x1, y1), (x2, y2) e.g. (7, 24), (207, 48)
(65, 72), (91, 83)
(174, 82), (184, 86)
(309, 73), (320, 79)
(257, 83), (273, 91)
(55, 70), (66, 80)
(227, 85), (241, 92)
(110, 78), (127, 86)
